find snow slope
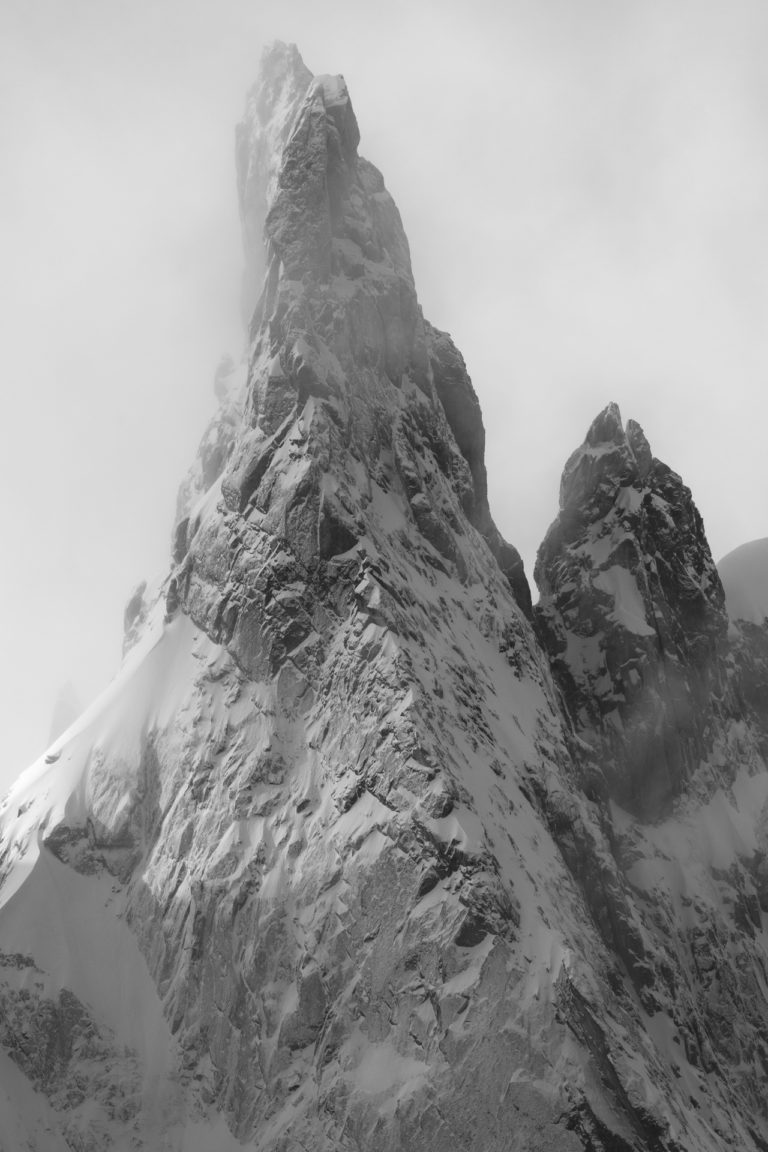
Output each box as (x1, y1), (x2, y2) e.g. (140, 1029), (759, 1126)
(0, 603), (250, 1149)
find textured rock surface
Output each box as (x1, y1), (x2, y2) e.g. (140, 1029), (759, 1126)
(0, 956), (143, 1147)
(536, 403), (730, 816)
(236, 41), (313, 322)
(3, 40), (768, 1152)
(533, 413), (768, 1150)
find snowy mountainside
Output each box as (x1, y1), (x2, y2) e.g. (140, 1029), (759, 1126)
(0, 607), (249, 1149)
(2, 39), (768, 1152)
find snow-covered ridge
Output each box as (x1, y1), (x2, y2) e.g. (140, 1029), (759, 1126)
(0, 600), (240, 915)
(0, 604), (256, 1147)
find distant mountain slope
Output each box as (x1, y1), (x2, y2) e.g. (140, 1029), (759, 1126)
(719, 537), (768, 625)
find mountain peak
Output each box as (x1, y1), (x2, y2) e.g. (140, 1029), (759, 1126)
(585, 400), (624, 446)
(625, 415), (653, 477)
(559, 403), (656, 514)
(538, 403), (728, 814)
(258, 38), (306, 74)
(236, 42), (313, 317)
(263, 69), (361, 282)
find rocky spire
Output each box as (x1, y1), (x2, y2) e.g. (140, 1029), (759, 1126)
(175, 42), (531, 635)
(536, 403), (729, 815)
(236, 41), (313, 322)
(558, 402), (652, 518)
(134, 45), (569, 1143)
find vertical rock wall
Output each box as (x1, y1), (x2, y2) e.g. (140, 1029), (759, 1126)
(535, 403), (730, 816)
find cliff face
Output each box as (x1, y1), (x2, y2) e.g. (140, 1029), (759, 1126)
(532, 412), (768, 1149)
(3, 41), (768, 1152)
(535, 403), (730, 817)
(235, 41), (313, 323)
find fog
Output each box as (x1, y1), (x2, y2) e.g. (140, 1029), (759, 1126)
(2, 0), (767, 790)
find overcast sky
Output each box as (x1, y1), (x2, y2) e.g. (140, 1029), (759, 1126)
(2, 0), (767, 790)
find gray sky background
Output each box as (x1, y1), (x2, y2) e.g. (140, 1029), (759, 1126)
(2, 0), (767, 790)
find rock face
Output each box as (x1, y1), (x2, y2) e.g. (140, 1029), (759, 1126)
(4, 39), (768, 1152)
(536, 403), (730, 816)
(236, 41), (313, 321)
(531, 416), (768, 1150)
(720, 539), (768, 751)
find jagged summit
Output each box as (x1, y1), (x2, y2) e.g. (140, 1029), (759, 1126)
(559, 402), (654, 514)
(177, 40), (532, 634)
(236, 41), (314, 317)
(582, 402), (652, 474)
(538, 403), (729, 814)
(263, 71), (362, 282)
(585, 399), (624, 443)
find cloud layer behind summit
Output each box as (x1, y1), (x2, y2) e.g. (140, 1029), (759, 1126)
(2, 0), (768, 787)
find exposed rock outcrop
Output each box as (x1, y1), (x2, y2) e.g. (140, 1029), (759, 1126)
(533, 416), (768, 1149)
(236, 41), (313, 322)
(536, 403), (730, 816)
